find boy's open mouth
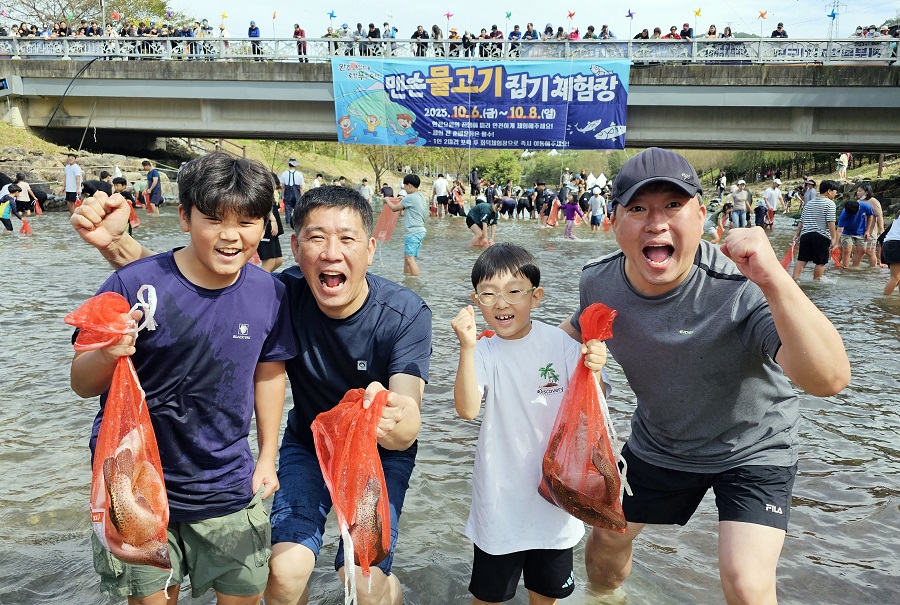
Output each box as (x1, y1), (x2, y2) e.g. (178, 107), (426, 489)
(643, 245), (674, 267)
(217, 247), (241, 257)
(320, 271), (347, 289)
(494, 313), (515, 324)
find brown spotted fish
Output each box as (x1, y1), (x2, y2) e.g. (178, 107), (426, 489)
(349, 476), (389, 567)
(103, 448), (171, 568)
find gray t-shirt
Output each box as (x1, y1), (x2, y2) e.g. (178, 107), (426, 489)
(571, 240), (798, 472)
(401, 191), (428, 234)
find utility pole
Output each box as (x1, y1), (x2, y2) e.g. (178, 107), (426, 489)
(100, 0), (106, 32)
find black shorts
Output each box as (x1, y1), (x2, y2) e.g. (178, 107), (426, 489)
(883, 240), (900, 265)
(621, 444), (796, 531)
(65, 191), (78, 203)
(469, 544), (575, 602)
(436, 195), (449, 206)
(466, 216), (479, 229)
(797, 232), (831, 265)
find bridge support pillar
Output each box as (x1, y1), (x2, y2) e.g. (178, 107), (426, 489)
(1, 98), (26, 128)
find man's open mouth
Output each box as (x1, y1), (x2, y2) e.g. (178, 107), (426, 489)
(217, 247), (241, 257)
(643, 245), (674, 267)
(319, 272), (347, 289)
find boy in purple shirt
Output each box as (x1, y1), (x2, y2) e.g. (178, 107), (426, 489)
(71, 152), (297, 603)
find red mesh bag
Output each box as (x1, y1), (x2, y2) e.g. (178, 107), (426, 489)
(780, 241), (796, 270)
(832, 247), (843, 268)
(539, 302), (628, 533)
(19, 218), (31, 235)
(128, 203), (141, 229)
(65, 291), (171, 569)
(312, 388), (391, 589)
(374, 199), (400, 243)
(35, 199), (43, 215)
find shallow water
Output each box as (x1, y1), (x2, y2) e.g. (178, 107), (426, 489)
(1, 209), (898, 604)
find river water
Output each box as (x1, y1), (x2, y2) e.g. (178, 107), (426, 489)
(1, 207), (898, 605)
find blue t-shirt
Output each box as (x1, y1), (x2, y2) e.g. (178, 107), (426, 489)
(277, 268), (432, 459)
(837, 202), (874, 237)
(88, 250), (297, 522)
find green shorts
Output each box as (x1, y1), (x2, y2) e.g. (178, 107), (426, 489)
(92, 488), (271, 598)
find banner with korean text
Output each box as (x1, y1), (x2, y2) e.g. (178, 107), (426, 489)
(331, 58), (629, 150)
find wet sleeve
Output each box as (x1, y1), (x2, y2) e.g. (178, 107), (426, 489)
(259, 284), (298, 363)
(734, 282), (782, 361)
(388, 302), (433, 383)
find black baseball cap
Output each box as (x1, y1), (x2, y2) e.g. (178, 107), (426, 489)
(611, 148), (702, 207)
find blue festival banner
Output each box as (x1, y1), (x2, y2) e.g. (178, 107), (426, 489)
(331, 58), (629, 150)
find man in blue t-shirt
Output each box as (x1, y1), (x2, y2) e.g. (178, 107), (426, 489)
(836, 199), (875, 267)
(141, 160), (163, 216)
(71, 183), (432, 605)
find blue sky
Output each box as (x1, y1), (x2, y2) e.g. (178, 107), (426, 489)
(179, 0), (896, 39)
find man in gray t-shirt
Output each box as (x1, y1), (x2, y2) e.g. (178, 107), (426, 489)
(560, 148), (849, 604)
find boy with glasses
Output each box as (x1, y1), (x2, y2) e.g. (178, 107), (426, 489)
(451, 243), (609, 605)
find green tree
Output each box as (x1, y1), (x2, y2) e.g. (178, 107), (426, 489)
(478, 150), (521, 185)
(10, 0), (186, 30)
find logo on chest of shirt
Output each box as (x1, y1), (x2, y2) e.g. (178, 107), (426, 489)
(233, 323), (251, 340)
(536, 362), (564, 395)
(357, 360), (367, 371)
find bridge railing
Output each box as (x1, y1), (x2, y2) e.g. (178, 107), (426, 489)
(0, 36), (895, 65)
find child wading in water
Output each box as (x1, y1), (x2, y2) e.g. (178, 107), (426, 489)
(561, 192), (584, 239)
(451, 243), (610, 604)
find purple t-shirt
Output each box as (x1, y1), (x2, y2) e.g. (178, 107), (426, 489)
(562, 201), (584, 221)
(837, 201), (874, 237)
(277, 268), (432, 459)
(88, 250), (297, 522)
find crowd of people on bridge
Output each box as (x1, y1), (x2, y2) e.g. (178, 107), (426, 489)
(2, 12), (897, 51)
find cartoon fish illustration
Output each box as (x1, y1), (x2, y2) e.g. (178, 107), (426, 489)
(590, 64), (613, 77)
(575, 119), (604, 133)
(594, 122), (627, 140)
(103, 448), (171, 568)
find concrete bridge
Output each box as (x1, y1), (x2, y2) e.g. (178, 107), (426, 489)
(1, 59), (898, 152)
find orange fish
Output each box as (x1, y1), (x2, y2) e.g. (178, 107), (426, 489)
(103, 448), (171, 568)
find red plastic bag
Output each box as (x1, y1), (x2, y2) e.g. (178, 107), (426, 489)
(19, 218), (31, 235)
(35, 199), (43, 215)
(832, 247), (844, 268)
(374, 199), (400, 243)
(602, 215), (610, 231)
(780, 242), (796, 270)
(128, 203), (141, 229)
(539, 303), (628, 532)
(143, 190), (152, 213)
(65, 291), (171, 569)
(312, 388), (391, 590)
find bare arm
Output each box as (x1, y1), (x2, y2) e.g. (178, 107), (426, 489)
(70, 315), (138, 398)
(362, 372), (424, 451)
(70, 192), (155, 268)
(383, 198), (404, 212)
(721, 228), (850, 396)
(451, 306), (481, 419)
(558, 314), (583, 343)
(252, 361), (286, 499)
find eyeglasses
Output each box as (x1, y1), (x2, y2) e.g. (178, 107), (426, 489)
(473, 287), (536, 306)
